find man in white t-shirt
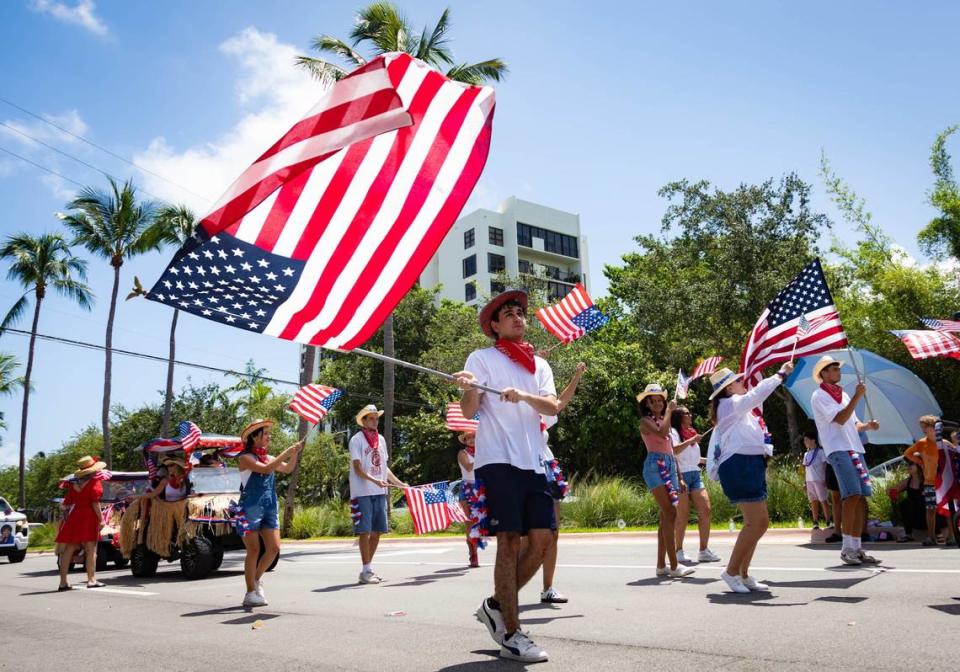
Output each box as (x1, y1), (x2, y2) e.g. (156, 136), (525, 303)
(809, 356), (879, 566)
(348, 404), (408, 585)
(454, 289), (558, 664)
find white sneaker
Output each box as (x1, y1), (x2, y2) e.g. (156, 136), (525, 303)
(720, 571), (750, 594)
(358, 569), (381, 584)
(242, 590), (267, 607)
(501, 630), (548, 663)
(698, 549), (721, 563)
(741, 576), (770, 592)
(655, 566), (669, 576)
(668, 565), (696, 578)
(540, 587), (568, 604)
(676, 549), (691, 564)
(840, 550), (862, 566)
(857, 550), (880, 564)
(255, 580), (265, 599)
(476, 598), (506, 644)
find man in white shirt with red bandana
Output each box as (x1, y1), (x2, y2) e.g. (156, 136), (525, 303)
(455, 289), (558, 664)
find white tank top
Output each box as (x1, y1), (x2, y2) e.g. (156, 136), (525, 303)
(164, 481), (187, 502)
(459, 450), (475, 483)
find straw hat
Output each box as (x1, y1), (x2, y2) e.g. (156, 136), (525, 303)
(478, 289), (528, 338)
(811, 355), (844, 383)
(457, 431), (475, 444)
(74, 455), (106, 478)
(635, 383), (668, 404)
(355, 404), (384, 427)
(240, 419), (273, 442)
(160, 454), (187, 470)
(708, 368), (744, 400)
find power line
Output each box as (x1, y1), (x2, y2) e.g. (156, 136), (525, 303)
(0, 94), (213, 204)
(0, 145), (87, 190)
(0, 326), (437, 411)
(0, 120), (167, 203)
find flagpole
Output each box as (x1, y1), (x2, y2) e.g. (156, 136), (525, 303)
(789, 335), (800, 362)
(845, 345), (876, 420)
(349, 347), (504, 395)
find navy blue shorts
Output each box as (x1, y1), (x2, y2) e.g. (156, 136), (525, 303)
(475, 464), (556, 535)
(718, 454), (767, 504)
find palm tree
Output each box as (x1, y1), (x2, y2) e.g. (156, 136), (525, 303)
(0, 233), (93, 507)
(296, 1), (508, 449)
(0, 353), (24, 431)
(295, 3), (508, 86)
(60, 178), (160, 467)
(150, 205), (198, 437)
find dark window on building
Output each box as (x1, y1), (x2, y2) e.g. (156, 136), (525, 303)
(462, 254), (476, 278)
(489, 226), (504, 246)
(547, 281), (569, 301)
(465, 282), (476, 302)
(516, 222), (579, 258)
(463, 228), (475, 249)
(488, 253), (506, 274)
(491, 280), (506, 294)
(518, 259), (531, 274)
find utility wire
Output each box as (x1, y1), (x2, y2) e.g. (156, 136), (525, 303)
(0, 94), (214, 204)
(0, 145), (87, 190)
(0, 327), (438, 411)
(0, 120), (167, 203)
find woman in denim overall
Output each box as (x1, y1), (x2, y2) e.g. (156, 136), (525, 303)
(237, 419), (303, 607)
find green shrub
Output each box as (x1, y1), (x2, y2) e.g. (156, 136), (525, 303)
(564, 477), (650, 527)
(288, 501), (353, 538)
(28, 522), (57, 547)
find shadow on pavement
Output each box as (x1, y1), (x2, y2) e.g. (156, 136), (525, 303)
(385, 568), (469, 588)
(181, 606), (249, 617)
(313, 582), (364, 593)
(626, 577), (675, 587)
(221, 613), (281, 625)
(436, 650), (531, 671)
(522, 614), (584, 625)
(929, 598), (960, 616)
(705, 592), (806, 607)
(765, 574), (874, 590)
(815, 596), (868, 604)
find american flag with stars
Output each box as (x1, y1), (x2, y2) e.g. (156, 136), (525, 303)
(289, 384), (343, 425)
(920, 317), (960, 333)
(177, 421), (202, 453)
(890, 330), (960, 360)
(146, 52), (495, 351)
(536, 283), (609, 344)
(404, 481), (471, 535)
(740, 259), (848, 386)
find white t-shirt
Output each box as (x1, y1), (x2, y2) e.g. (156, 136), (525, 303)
(348, 432), (389, 498)
(707, 375), (781, 479)
(671, 428), (702, 473)
(463, 347), (557, 473)
(803, 448), (827, 482)
(811, 388), (863, 455)
(458, 450), (475, 483)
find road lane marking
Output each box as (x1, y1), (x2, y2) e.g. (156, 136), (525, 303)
(288, 548), (454, 562)
(79, 587), (157, 596)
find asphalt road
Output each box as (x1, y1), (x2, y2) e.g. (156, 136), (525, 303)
(2, 531), (959, 671)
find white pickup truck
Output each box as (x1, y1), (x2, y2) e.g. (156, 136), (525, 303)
(0, 496), (28, 563)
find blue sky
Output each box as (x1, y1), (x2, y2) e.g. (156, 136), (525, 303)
(0, 1), (958, 466)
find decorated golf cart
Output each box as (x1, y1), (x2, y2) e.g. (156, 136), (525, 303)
(0, 495), (29, 564)
(118, 422), (278, 580)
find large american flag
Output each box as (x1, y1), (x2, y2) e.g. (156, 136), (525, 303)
(146, 53), (495, 350)
(289, 384), (343, 424)
(890, 329), (960, 360)
(536, 283), (609, 343)
(740, 259), (848, 386)
(920, 317), (960, 333)
(445, 402), (479, 432)
(403, 481), (471, 534)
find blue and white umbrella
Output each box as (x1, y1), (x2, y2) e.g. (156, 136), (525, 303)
(785, 348), (942, 446)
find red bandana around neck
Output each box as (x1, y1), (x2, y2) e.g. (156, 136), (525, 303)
(495, 338), (536, 374)
(361, 428), (380, 451)
(465, 445), (476, 457)
(820, 382), (844, 404)
(679, 426), (697, 442)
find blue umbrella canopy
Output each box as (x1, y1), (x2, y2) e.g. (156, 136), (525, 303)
(785, 348), (942, 446)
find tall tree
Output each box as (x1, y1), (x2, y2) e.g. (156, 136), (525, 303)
(60, 177), (160, 467)
(150, 205), (198, 436)
(0, 233), (93, 507)
(295, 1), (508, 450)
(918, 125), (960, 264)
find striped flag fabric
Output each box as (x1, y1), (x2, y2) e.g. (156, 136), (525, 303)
(146, 53), (495, 351)
(403, 481), (471, 534)
(289, 384), (343, 424)
(936, 445), (960, 517)
(890, 330), (960, 360)
(445, 402), (479, 432)
(177, 421), (202, 453)
(798, 313), (832, 336)
(920, 317), (960, 333)
(690, 356), (722, 381)
(675, 369), (692, 400)
(740, 259), (848, 386)
(536, 283), (609, 344)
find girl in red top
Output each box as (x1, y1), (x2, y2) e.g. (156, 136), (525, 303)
(56, 455), (107, 591)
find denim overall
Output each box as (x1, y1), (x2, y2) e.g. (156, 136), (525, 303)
(238, 464), (278, 531)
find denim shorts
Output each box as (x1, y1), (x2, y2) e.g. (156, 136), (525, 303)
(682, 469), (704, 492)
(826, 451), (873, 498)
(643, 452), (679, 491)
(353, 494), (390, 535)
(474, 464), (555, 535)
(718, 454), (767, 504)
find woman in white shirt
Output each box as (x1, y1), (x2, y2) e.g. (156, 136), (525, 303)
(669, 407), (720, 564)
(707, 362), (792, 594)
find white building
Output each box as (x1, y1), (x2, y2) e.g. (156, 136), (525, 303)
(420, 196), (590, 306)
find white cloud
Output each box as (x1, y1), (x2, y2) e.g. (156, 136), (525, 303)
(0, 109), (88, 147)
(0, 108), (91, 199)
(132, 28), (324, 213)
(29, 0), (109, 37)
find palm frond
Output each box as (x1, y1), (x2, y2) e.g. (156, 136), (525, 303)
(0, 293), (31, 332)
(294, 55), (349, 83)
(151, 204), (198, 248)
(51, 277), (94, 311)
(415, 7), (454, 66)
(445, 58), (509, 85)
(351, 1), (414, 54)
(0, 353), (23, 395)
(310, 36), (366, 67)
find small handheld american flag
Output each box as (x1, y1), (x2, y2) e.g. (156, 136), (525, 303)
(404, 481), (471, 534)
(690, 356), (722, 381)
(675, 370), (692, 400)
(289, 384), (343, 425)
(890, 330), (960, 360)
(445, 402), (479, 432)
(177, 421), (202, 453)
(536, 283), (609, 344)
(920, 317), (960, 333)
